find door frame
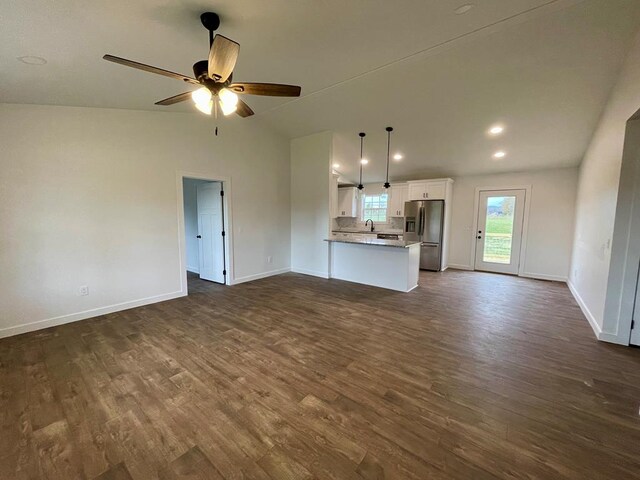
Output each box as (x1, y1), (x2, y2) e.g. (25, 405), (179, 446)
(470, 185), (532, 276)
(602, 116), (640, 345)
(176, 172), (234, 292)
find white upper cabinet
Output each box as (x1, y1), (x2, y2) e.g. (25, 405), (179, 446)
(330, 174), (339, 218)
(337, 187), (358, 217)
(407, 180), (447, 201)
(387, 184), (408, 217)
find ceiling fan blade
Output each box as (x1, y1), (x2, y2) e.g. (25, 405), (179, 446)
(103, 54), (199, 85)
(208, 35), (240, 82)
(229, 82), (301, 97)
(155, 91), (193, 106)
(236, 99), (254, 118)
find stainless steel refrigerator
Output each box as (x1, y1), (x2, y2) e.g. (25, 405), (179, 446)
(403, 200), (444, 271)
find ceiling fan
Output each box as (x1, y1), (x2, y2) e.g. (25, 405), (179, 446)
(103, 12), (301, 118)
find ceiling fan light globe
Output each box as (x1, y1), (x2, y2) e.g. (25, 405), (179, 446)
(219, 99), (237, 116)
(191, 87), (212, 106)
(219, 88), (239, 108)
(195, 100), (213, 115)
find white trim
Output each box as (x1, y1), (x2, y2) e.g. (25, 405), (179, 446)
(293, 268), (330, 279)
(234, 267), (290, 284)
(177, 172), (234, 290)
(520, 272), (567, 282)
(567, 280), (602, 340)
(186, 266), (199, 274)
(0, 290), (186, 339)
(447, 264), (474, 271)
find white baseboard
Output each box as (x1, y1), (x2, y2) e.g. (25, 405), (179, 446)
(233, 267), (290, 285)
(567, 280), (602, 340)
(520, 272), (568, 282)
(291, 268), (330, 279)
(0, 289), (187, 340)
(447, 264), (474, 271)
(186, 265), (199, 274)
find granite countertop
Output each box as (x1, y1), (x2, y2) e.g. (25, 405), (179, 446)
(324, 238), (419, 248)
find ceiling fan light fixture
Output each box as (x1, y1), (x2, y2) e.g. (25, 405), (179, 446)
(192, 87), (212, 105)
(195, 100), (213, 115)
(218, 88), (239, 116)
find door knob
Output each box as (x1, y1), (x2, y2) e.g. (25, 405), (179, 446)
(477, 235), (482, 239)
(196, 235), (202, 238)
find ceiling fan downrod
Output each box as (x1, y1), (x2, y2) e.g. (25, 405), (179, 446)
(200, 12), (221, 47)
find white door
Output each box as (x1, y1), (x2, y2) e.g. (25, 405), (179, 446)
(474, 189), (526, 275)
(631, 267), (640, 346)
(197, 182), (225, 283)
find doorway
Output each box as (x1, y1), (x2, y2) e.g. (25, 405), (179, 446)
(182, 177), (227, 285)
(474, 189), (526, 275)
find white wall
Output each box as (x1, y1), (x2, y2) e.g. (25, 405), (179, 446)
(569, 31), (640, 341)
(290, 131), (332, 277)
(0, 103), (291, 338)
(448, 167), (578, 281)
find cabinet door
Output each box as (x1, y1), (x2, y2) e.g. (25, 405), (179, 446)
(331, 174), (339, 218)
(397, 185), (408, 216)
(425, 182), (446, 200)
(388, 185), (408, 216)
(408, 183), (428, 200)
(337, 189), (348, 216)
(409, 181), (446, 200)
(337, 187), (357, 217)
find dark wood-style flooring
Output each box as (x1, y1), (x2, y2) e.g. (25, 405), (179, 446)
(1, 270), (640, 479)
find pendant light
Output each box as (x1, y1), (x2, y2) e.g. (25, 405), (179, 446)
(383, 126), (393, 189)
(357, 132), (366, 190)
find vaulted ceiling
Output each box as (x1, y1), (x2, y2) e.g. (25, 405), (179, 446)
(2, 0), (640, 181)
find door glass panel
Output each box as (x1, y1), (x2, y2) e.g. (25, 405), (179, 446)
(483, 196), (516, 264)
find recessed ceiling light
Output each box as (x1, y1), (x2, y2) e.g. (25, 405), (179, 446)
(488, 125), (504, 136)
(332, 163), (340, 168)
(360, 159), (369, 165)
(454, 4), (474, 15)
(393, 153), (403, 161)
(17, 55), (47, 65)
(493, 151), (506, 159)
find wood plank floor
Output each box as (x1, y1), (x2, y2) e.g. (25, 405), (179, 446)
(1, 270), (640, 479)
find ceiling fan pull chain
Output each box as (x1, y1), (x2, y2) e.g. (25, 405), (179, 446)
(214, 100), (219, 136)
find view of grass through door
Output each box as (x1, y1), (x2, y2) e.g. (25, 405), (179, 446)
(483, 196), (516, 264)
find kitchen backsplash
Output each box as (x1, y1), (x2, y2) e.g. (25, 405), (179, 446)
(333, 216), (403, 231)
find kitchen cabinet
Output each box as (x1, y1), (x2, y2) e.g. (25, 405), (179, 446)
(330, 174), (339, 218)
(407, 180), (446, 201)
(387, 184), (408, 217)
(337, 187), (358, 217)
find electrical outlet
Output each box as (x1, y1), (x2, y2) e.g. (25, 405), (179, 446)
(267, 256), (273, 264)
(78, 285), (89, 296)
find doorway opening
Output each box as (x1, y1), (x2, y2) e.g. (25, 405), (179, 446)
(474, 189), (527, 275)
(181, 177), (229, 289)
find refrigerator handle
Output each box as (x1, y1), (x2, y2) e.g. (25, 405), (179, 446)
(417, 206), (425, 237)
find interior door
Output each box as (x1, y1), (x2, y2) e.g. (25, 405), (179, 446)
(197, 182), (225, 283)
(474, 189), (526, 275)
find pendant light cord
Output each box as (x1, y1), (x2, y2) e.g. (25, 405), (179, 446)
(384, 127), (393, 189)
(358, 132), (365, 190)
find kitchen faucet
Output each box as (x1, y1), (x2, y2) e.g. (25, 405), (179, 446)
(365, 219), (375, 232)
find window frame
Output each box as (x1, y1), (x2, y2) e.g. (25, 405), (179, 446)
(360, 191), (389, 224)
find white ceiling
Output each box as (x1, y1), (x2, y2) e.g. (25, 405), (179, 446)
(2, 0), (640, 181)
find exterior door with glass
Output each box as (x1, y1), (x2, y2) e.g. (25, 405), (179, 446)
(474, 189), (526, 275)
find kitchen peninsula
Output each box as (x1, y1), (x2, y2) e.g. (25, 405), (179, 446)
(325, 237), (420, 292)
